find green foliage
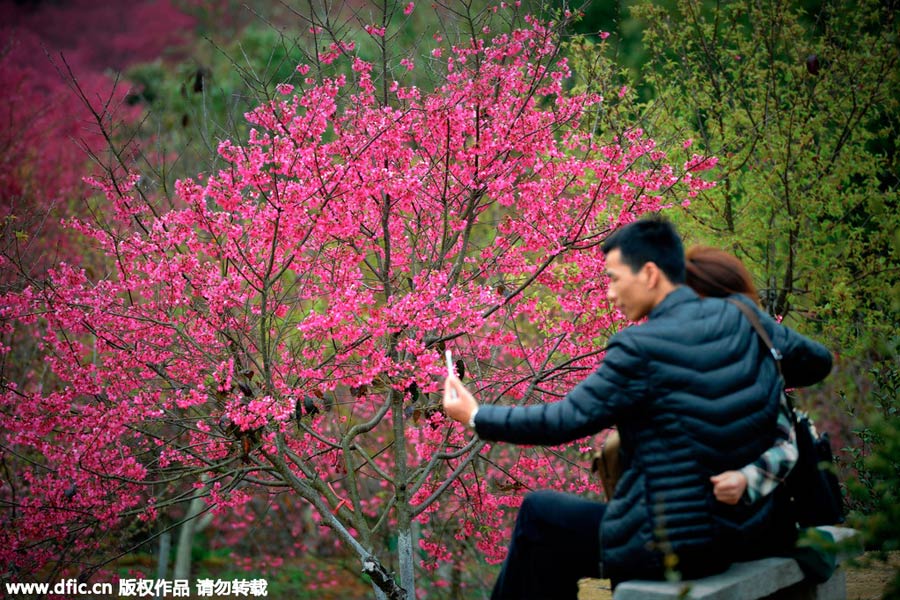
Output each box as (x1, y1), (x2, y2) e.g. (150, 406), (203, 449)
(841, 229), (900, 594)
(569, 0), (666, 103)
(845, 354), (900, 510)
(620, 0), (900, 358)
(844, 352), (900, 597)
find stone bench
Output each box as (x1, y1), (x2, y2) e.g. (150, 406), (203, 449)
(582, 527), (861, 600)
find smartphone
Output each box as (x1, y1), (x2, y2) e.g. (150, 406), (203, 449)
(445, 349), (455, 377)
(445, 349), (458, 399)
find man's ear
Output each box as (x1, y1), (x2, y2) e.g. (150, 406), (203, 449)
(643, 261), (662, 288)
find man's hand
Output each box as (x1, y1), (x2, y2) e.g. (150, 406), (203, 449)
(443, 375), (478, 427)
(710, 470), (748, 505)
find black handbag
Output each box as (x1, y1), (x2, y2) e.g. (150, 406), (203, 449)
(785, 407), (845, 527)
(726, 298), (844, 527)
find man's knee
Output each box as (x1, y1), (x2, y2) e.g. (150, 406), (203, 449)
(519, 490), (558, 520)
(515, 490), (563, 538)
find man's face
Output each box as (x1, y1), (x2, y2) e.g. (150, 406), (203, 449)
(605, 248), (655, 321)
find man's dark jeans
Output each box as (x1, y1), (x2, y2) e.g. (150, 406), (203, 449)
(491, 490), (606, 599)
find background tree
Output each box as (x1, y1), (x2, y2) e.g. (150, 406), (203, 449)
(0, 4), (716, 598)
(629, 0), (898, 353)
(568, 0), (898, 461)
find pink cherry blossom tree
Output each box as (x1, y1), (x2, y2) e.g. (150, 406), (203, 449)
(0, 4), (715, 597)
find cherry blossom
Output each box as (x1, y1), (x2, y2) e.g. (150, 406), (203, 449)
(0, 8), (715, 597)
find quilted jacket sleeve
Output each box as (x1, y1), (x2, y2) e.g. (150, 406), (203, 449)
(473, 333), (648, 446)
(761, 312), (833, 388)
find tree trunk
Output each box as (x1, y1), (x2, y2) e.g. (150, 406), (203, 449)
(155, 530), (170, 600)
(390, 389), (416, 599)
(174, 494), (208, 580)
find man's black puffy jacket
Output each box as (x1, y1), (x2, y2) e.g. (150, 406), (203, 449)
(473, 286), (833, 582)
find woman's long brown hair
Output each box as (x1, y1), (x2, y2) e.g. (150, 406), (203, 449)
(685, 246), (760, 305)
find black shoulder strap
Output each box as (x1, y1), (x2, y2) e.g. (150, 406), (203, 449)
(725, 298), (799, 420)
(725, 297), (783, 376)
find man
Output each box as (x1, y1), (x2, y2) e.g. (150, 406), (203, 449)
(442, 217), (833, 598)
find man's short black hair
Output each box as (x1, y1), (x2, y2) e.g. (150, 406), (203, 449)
(601, 216), (686, 284)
